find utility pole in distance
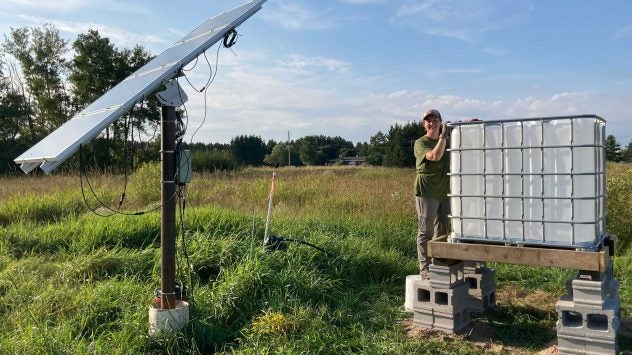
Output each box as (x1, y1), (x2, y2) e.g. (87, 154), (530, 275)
(287, 130), (291, 167)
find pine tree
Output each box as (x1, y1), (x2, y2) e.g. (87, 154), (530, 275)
(604, 135), (622, 162)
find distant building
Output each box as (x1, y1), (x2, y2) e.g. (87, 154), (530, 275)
(339, 157), (368, 166)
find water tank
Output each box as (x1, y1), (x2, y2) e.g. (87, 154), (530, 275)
(448, 115), (606, 250)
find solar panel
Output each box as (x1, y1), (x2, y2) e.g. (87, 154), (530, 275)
(14, 0), (267, 174)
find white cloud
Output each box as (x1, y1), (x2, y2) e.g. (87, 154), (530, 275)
(0, 0), (86, 11)
(261, 2), (336, 30)
(395, 0), (441, 19)
(338, 0), (384, 4)
(443, 68), (482, 74)
(615, 24), (632, 39)
(483, 47), (507, 55)
(392, 1), (532, 43)
(276, 54), (352, 75)
(179, 51), (632, 144)
(16, 15), (168, 50)
(0, 0), (150, 15)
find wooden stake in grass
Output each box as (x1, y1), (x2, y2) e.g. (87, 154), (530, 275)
(263, 172), (276, 247)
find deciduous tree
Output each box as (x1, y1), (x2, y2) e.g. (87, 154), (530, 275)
(3, 24), (70, 142)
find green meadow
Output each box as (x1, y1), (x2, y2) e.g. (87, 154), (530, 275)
(0, 163), (631, 353)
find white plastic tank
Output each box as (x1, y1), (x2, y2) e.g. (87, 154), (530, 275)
(449, 115), (606, 249)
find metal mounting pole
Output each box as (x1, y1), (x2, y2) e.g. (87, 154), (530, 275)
(155, 79), (188, 311)
(160, 104), (177, 310)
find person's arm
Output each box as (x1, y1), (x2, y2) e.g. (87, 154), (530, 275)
(425, 135), (447, 161)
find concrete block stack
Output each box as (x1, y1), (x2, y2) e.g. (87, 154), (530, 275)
(406, 260), (471, 333)
(556, 252), (620, 355)
(463, 260), (497, 314)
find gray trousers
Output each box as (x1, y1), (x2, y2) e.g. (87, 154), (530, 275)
(415, 196), (450, 272)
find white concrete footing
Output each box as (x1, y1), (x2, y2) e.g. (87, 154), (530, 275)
(149, 301), (190, 336)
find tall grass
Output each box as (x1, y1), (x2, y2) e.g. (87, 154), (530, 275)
(0, 164), (631, 353)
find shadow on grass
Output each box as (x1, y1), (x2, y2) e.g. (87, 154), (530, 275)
(618, 317), (632, 352)
(473, 303), (556, 350)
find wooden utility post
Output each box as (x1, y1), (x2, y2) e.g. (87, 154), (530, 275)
(287, 130), (291, 167)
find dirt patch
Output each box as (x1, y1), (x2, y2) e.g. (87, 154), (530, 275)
(497, 286), (558, 314)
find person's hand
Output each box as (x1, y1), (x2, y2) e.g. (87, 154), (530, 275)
(440, 123), (451, 139)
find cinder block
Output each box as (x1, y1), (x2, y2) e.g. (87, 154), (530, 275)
(431, 280), (469, 313)
(556, 295), (585, 337)
(463, 260), (485, 274)
(556, 294), (621, 339)
(429, 261), (464, 289)
(464, 267), (496, 313)
(557, 310), (585, 337)
(464, 267), (495, 290)
(432, 308), (470, 333)
(572, 278), (608, 309)
(585, 333), (618, 355)
(469, 289), (497, 313)
(412, 307), (471, 334)
(412, 307), (433, 329)
(557, 333), (586, 355)
(411, 278), (433, 310)
(404, 275), (423, 312)
(411, 279), (469, 314)
(585, 296), (621, 339)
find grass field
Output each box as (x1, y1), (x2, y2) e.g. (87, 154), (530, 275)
(0, 164), (631, 353)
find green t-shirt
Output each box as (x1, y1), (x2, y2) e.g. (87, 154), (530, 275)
(414, 136), (450, 199)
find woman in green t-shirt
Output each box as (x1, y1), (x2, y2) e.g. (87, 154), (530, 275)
(413, 109), (450, 280)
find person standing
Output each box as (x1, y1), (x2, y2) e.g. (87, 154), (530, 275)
(414, 109), (451, 279)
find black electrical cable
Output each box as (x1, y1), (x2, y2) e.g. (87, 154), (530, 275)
(176, 184), (194, 305)
(181, 44), (220, 93)
(223, 28), (238, 48)
(117, 114), (131, 210)
(172, 40), (226, 304)
(79, 143), (178, 217)
(265, 234), (328, 254)
(135, 100), (158, 157)
(283, 238), (328, 254)
(182, 55), (199, 72)
(187, 52), (215, 144)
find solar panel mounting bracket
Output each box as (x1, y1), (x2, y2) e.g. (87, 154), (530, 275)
(156, 80), (188, 107)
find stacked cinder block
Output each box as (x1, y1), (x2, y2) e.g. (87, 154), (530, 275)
(556, 249), (620, 355)
(463, 260), (497, 313)
(408, 260), (471, 333)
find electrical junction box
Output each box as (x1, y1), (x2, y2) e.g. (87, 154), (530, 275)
(448, 115), (606, 250)
(177, 149), (192, 184)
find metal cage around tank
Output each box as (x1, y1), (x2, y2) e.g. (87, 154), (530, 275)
(447, 115), (606, 250)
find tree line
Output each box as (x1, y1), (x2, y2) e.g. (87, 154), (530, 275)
(184, 123), (423, 172)
(1, 24), (630, 174)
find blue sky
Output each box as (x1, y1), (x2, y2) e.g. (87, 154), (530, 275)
(1, 0), (631, 146)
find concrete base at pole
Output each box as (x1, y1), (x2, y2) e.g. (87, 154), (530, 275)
(149, 301), (190, 336)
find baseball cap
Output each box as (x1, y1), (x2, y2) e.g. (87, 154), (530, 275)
(422, 109), (441, 121)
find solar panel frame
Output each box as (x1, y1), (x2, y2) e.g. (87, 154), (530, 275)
(15, 0), (266, 174)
